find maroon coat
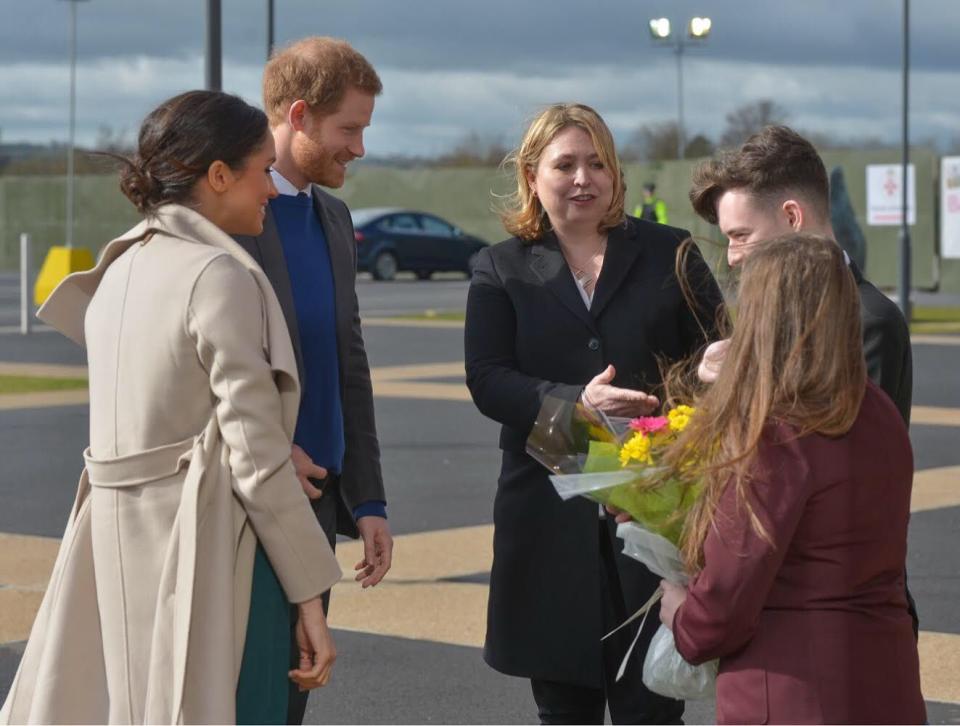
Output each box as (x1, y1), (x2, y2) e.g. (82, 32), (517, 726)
(673, 381), (925, 725)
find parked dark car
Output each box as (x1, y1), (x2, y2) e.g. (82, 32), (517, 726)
(350, 208), (489, 281)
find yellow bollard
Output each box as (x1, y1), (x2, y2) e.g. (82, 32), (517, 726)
(33, 246), (95, 306)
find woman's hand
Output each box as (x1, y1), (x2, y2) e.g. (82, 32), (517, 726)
(582, 365), (659, 417)
(604, 504), (634, 524)
(289, 597), (336, 691)
(659, 580), (688, 631)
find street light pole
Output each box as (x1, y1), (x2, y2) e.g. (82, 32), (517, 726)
(650, 17), (710, 161)
(206, 0), (222, 91)
(65, 0), (80, 249)
(267, 0), (275, 60)
(675, 43), (685, 160)
(899, 0), (911, 321)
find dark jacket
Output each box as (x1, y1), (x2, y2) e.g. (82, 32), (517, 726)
(464, 217), (725, 686)
(674, 382), (925, 725)
(853, 262), (913, 425)
(235, 186), (384, 539)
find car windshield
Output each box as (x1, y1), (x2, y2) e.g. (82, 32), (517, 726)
(350, 209), (386, 228)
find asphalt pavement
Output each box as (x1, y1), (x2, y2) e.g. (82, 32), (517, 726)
(1, 276), (959, 724)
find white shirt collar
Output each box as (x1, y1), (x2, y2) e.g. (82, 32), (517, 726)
(270, 168), (310, 197)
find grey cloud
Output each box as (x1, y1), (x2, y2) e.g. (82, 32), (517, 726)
(3, 0), (958, 74)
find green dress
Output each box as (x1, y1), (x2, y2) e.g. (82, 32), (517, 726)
(236, 543), (291, 724)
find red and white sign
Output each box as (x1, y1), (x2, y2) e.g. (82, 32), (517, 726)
(866, 164), (916, 226)
(942, 156), (960, 259)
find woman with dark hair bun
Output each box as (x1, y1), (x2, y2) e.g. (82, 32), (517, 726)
(1, 90), (341, 724)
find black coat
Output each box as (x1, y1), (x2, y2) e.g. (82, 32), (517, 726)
(465, 217), (725, 686)
(852, 262), (913, 425)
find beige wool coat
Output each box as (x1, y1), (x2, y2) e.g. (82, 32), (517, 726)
(0, 204), (342, 724)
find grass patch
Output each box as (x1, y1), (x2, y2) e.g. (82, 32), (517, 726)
(912, 306), (960, 322)
(0, 375), (88, 394)
(396, 310), (466, 322)
(909, 306), (960, 334)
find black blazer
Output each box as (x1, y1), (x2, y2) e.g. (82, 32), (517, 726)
(851, 262), (913, 425)
(235, 186), (384, 539)
(465, 217), (725, 686)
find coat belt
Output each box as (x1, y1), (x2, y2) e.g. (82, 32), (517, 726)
(82, 420), (217, 723)
(83, 435), (197, 488)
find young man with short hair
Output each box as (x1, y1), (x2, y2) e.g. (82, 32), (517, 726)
(688, 124), (918, 637)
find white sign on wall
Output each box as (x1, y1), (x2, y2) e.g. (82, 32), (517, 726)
(866, 164), (916, 226)
(941, 156), (960, 260)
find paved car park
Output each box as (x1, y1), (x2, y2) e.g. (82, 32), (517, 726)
(1, 276), (959, 723)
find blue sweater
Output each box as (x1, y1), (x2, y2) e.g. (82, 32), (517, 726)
(270, 193), (385, 520)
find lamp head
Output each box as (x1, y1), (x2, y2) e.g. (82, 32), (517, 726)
(689, 17), (712, 39)
(649, 17), (672, 39)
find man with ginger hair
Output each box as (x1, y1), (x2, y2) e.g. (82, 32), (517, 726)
(235, 37), (390, 723)
(688, 124), (918, 638)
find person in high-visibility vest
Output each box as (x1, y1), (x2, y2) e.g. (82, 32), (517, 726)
(633, 182), (669, 224)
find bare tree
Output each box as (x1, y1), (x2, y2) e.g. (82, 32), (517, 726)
(684, 134), (715, 159)
(719, 100), (789, 148)
(623, 122), (716, 162)
(624, 121), (680, 162)
(436, 131), (509, 167)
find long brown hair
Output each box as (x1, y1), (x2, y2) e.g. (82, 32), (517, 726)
(499, 103), (626, 241)
(662, 234), (866, 571)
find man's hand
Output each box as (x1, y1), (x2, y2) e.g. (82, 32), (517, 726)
(291, 444), (327, 500)
(289, 597), (336, 691)
(582, 364), (659, 417)
(697, 339), (731, 384)
(355, 516), (393, 588)
(659, 580), (688, 631)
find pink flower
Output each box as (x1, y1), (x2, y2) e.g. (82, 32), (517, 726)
(629, 416), (669, 434)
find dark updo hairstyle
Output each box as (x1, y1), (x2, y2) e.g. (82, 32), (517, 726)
(117, 90), (269, 214)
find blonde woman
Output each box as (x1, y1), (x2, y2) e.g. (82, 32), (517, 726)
(464, 103), (725, 724)
(658, 235), (925, 724)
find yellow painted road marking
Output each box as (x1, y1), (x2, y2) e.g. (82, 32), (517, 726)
(911, 466), (960, 514)
(0, 363), (88, 378)
(2, 524), (959, 705)
(373, 381), (471, 401)
(918, 631), (960, 705)
(912, 406), (960, 427)
(0, 389), (89, 410)
(912, 334), (960, 346)
(370, 362), (464, 382)
(364, 317), (464, 329)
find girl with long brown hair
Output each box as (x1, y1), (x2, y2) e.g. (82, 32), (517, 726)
(657, 234), (924, 724)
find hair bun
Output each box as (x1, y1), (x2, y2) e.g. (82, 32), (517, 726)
(118, 156), (161, 214)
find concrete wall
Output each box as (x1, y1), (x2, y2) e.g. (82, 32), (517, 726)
(2, 148), (956, 292)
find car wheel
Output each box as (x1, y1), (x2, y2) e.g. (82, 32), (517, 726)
(415, 269), (432, 281)
(372, 251), (398, 281)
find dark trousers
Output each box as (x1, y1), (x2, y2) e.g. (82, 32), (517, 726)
(530, 520), (684, 725)
(286, 487), (338, 725)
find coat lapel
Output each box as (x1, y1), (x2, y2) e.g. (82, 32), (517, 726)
(240, 210), (305, 385)
(310, 186), (353, 385)
(528, 233), (597, 331)
(590, 222), (643, 319)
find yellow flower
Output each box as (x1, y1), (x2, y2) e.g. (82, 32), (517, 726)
(619, 432), (653, 466)
(668, 405), (695, 433)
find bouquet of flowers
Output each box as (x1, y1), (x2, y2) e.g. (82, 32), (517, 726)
(526, 396), (700, 545)
(526, 395), (717, 700)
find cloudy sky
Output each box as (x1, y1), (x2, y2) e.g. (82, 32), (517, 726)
(2, 0), (958, 157)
